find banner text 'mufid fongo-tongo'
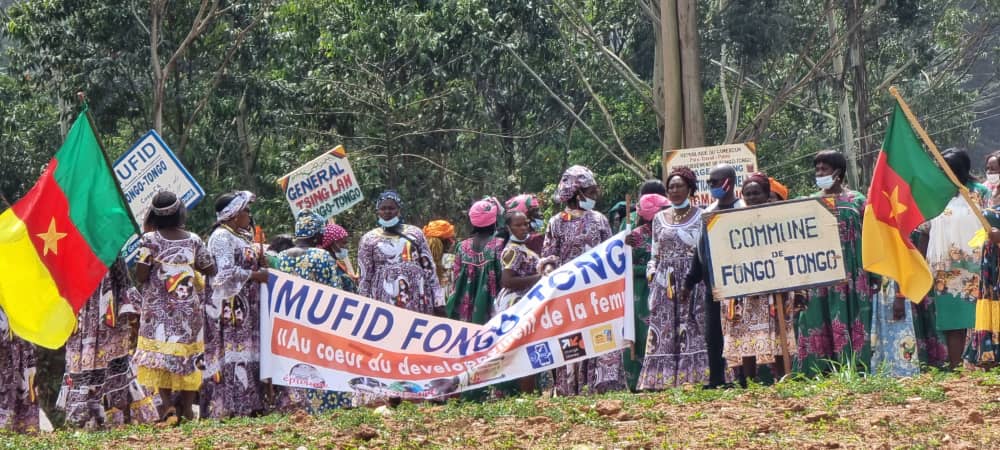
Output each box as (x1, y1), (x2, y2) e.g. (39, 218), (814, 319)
(259, 231), (634, 399)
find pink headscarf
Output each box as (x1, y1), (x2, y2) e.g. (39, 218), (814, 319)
(320, 223), (348, 249)
(505, 194), (539, 214)
(468, 199), (499, 227)
(638, 194), (670, 221)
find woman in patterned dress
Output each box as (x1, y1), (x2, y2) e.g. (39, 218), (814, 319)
(275, 209), (352, 413)
(915, 149), (989, 369)
(357, 191), (443, 314)
(718, 174), (797, 382)
(0, 305), (38, 433)
(59, 259), (158, 428)
(201, 191), (270, 419)
(638, 167), (710, 389)
(623, 183), (667, 391)
(321, 222), (358, 293)
(447, 199), (505, 325)
(423, 220), (457, 305)
(540, 165), (625, 395)
(795, 151), (877, 376)
(134, 191), (217, 422)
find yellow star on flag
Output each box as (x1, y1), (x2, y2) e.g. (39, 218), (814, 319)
(882, 186), (909, 221)
(36, 217), (67, 256)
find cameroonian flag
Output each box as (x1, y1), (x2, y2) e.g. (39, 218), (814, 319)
(0, 108), (135, 348)
(862, 103), (958, 301)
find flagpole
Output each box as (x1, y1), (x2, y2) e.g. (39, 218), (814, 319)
(76, 92), (141, 234)
(888, 86), (992, 232)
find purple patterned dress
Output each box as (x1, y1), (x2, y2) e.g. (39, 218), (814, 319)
(200, 226), (265, 418)
(357, 225), (443, 314)
(542, 210), (625, 395)
(492, 241), (541, 316)
(637, 208), (710, 389)
(0, 306), (38, 433)
(59, 260), (158, 428)
(133, 231), (216, 391)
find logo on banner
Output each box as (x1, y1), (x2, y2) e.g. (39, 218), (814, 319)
(590, 325), (616, 352)
(558, 333), (587, 361)
(470, 358), (505, 384)
(283, 363), (327, 389)
(526, 342), (555, 369)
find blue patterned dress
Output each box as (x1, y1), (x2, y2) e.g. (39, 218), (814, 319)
(275, 247), (352, 413)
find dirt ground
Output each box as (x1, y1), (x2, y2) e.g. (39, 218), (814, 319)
(6, 373), (1000, 449)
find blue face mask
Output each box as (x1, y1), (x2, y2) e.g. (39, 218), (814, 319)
(672, 198), (690, 209)
(530, 218), (545, 231)
(710, 187), (727, 199)
(334, 248), (349, 260)
(378, 217), (400, 228)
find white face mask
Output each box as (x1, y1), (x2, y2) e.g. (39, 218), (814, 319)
(672, 198), (690, 209)
(988, 173), (1000, 184)
(334, 248), (349, 260)
(578, 196), (597, 211)
(378, 217), (400, 228)
(816, 174), (835, 190)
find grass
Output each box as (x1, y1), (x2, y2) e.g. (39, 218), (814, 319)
(4, 368), (1000, 449)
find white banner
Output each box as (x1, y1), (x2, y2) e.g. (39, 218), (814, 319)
(705, 198), (847, 298)
(260, 231), (634, 399)
(113, 130), (204, 265)
(278, 145), (364, 219)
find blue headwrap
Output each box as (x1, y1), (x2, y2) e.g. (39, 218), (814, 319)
(294, 209), (325, 238)
(377, 190), (403, 209)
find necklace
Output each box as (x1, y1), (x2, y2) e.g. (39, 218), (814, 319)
(672, 207), (692, 224)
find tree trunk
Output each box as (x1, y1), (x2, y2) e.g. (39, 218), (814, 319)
(660, 0), (683, 181)
(677, 0), (704, 148)
(846, 0), (873, 187)
(827, 3), (860, 188)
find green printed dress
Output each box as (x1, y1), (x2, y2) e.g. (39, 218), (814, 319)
(795, 191), (877, 376)
(622, 218), (652, 392)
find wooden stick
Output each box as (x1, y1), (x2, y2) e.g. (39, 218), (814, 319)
(774, 292), (793, 376)
(888, 86), (991, 232)
(0, 191), (11, 209)
(624, 193), (632, 229)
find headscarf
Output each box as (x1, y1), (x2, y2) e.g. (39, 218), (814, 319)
(744, 172), (771, 194)
(505, 194), (539, 214)
(553, 165), (597, 203)
(666, 166), (698, 194)
(320, 223), (349, 249)
(423, 220), (456, 240)
(151, 192), (183, 217)
(217, 190), (255, 222)
(377, 190), (403, 209)
(638, 194), (670, 221)
(469, 199), (500, 227)
(294, 209), (325, 239)
(768, 177), (788, 200)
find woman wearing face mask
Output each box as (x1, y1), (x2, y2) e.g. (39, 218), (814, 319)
(918, 149), (990, 369)
(621, 180), (667, 391)
(638, 166), (711, 390)
(506, 194), (546, 254)
(969, 152), (1000, 368)
(357, 191), (443, 314)
(795, 150), (878, 376)
(446, 199), (506, 325)
(321, 223), (358, 293)
(717, 174), (798, 383)
(201, 191), (270, 419)
(541, 165), (624, 395)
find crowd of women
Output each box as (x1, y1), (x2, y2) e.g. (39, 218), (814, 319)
(3, 147), (1000, 433)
